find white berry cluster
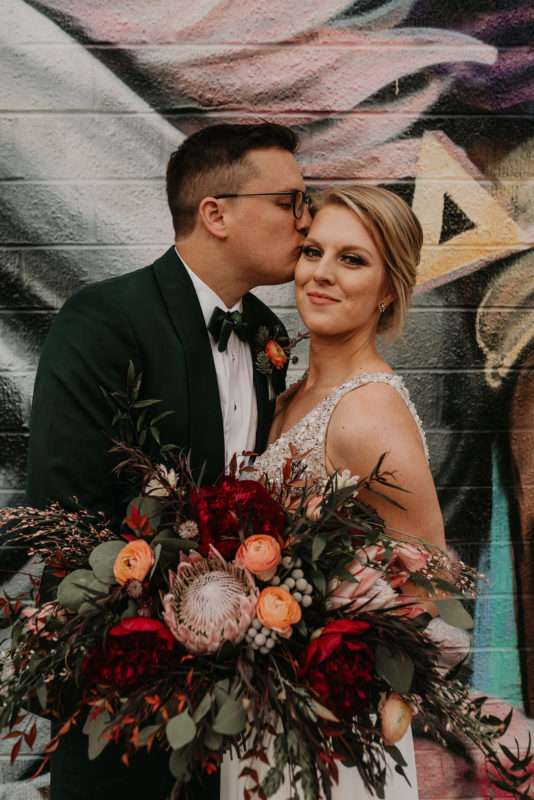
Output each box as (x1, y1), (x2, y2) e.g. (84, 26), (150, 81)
(245, 618), (278, 653)
(271, 556), (313, 607)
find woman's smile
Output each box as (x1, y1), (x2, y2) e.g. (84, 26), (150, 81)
(307, 291), (340, 305)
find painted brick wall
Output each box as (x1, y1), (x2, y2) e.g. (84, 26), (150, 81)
(1, 1), (533, 797)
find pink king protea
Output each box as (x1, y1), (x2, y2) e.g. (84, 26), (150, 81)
(161, 547), (258, 655)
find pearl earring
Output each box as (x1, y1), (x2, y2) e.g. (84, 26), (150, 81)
(378, 302), (387, 313)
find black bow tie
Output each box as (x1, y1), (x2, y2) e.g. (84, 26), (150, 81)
(207, 307), (250, 352)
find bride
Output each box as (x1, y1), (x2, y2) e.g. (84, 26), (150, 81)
(221, 184), (447, 799)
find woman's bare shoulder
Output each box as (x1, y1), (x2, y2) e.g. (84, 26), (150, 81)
(326, 379), (426, 469)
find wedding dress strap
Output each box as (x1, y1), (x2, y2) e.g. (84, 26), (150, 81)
(321, 372), (429, 463)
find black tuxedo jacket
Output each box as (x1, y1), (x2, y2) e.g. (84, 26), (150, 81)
(27, 247), (288, 525)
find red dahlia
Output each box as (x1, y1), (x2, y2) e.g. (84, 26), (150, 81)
(190, 477), (285, 558)
(82, 617), (177, 691)
(299, 619), (374, 719)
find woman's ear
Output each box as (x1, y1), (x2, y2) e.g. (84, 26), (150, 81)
(197, 197), (228, 239)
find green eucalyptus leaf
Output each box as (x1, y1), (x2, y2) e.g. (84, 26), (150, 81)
(212, 699), (246, 735)
(166, 711), (196, 750)
(57, 570), (108, 612)
(192, 693), (213, 723)
(89, 540), (126, 584)
(84, 708), (111, 761)
(137, 724), (160, 747)
(375, 644), (414, 694)
(214, 679), (231, 708)
(203, 729), (224, 750)
(169, 746), (192, 781)
(435, 599), (474, 629)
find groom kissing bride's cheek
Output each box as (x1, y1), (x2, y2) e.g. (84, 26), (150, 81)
(27, 122), (311, 800)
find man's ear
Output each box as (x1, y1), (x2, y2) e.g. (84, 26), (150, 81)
(198, 197), (228, 239)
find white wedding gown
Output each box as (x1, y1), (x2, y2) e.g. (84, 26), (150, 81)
(221, 373), (422, 800)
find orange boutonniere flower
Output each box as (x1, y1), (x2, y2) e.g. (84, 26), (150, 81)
(255, 326), (307, 401)
(265, 339), (287, 369)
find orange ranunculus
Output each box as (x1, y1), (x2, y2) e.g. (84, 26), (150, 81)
(113, 540), (154, 586)
(379, 693), (412, 745)
(256, 586), (301, 637)
(235, 534), (281, 581)
(265, 340), (287, 369)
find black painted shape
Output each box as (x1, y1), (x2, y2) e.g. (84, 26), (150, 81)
(439, 193), (476, 244)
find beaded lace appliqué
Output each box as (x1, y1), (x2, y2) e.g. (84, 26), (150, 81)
(252, 372), (429, 486)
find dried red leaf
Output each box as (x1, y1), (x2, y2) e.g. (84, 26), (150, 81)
(10, 738), (22, 766)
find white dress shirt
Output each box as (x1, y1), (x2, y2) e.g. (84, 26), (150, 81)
(179, 253), (257, 470)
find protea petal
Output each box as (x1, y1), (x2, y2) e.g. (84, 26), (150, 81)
(162, 548), (258, 654)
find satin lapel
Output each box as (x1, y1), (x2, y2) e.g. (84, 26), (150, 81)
(244, 294), (274, 454)
(153, 248), (225, 481)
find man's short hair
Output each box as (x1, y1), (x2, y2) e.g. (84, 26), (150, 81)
(166, 122), (300, 237)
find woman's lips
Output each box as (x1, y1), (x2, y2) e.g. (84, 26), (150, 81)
(307, 292), (339, 305)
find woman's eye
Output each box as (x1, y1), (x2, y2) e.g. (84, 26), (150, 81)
(301, 245), (321, 258)
(343, 253), (366, 267)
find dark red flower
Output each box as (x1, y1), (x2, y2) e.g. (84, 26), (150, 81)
(82, 617), (177, 691)
(299, 619), (374, 719)
(190, 477), (285, 558)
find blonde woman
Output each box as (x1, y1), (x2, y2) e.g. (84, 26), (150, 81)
(223, 185), (446, 799)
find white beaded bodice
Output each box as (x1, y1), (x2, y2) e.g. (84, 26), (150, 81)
(253, 372), (428, 486)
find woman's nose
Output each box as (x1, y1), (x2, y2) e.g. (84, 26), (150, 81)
(312, 257), (334, 283)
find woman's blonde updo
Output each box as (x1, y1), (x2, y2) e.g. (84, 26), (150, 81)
(313, 185), (423, 340)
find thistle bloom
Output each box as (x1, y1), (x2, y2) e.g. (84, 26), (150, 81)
(145, 464), (179, 497)
(161, 548), (258, 654)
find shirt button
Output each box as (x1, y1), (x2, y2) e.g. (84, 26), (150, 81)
(232, 354), (236, 362)
(234, 403), (237, 411)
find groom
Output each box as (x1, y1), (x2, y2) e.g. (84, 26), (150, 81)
(26, 121), (311, 799)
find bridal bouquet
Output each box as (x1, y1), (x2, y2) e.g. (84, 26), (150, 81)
(0, 371), (531, 800)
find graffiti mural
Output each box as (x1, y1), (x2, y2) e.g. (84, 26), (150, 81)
(1, 0), (533, 796)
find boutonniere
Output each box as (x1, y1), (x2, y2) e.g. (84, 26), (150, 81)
(255, 325), (308, 401)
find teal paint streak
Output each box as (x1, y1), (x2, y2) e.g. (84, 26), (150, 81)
(472, 443), (522, 707)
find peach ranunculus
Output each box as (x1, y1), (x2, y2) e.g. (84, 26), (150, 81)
(256, 586), (301, 638)
(234, 534), (281, 581)
(379, 693), (412, 745)
(393, 542), (429, 573)
(113, 540), (155, 586)
(265, 340), (287, 369)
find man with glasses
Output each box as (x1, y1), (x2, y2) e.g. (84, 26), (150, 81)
(27, 122), (311, 800)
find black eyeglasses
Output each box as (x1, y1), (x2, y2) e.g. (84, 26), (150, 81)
(214, 189), (312, 219)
